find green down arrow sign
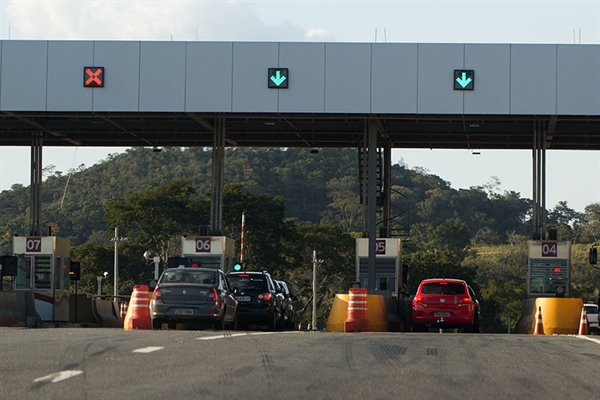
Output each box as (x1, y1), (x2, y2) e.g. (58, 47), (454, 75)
(454, 69), (474, 90)
(268, 68), (289, 89)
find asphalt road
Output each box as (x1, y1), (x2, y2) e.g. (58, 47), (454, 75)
(1, 327), (599, 400)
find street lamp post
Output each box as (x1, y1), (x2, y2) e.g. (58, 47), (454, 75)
(110, 227), (127, 299)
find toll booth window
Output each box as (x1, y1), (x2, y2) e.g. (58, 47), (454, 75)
(189, 256), (221, 269)
(34, 256), (52, 290)
(16, 257), (32, 290)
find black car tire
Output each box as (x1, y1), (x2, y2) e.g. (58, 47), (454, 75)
(152, 318), (165, 330)
(465, 316), (479, 333)
(267, 312), (277, 331)
(227, 313), (239, 331)
(214, 314), (225, 331)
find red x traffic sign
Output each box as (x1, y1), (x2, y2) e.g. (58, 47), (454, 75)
(83, 67), (104, 87)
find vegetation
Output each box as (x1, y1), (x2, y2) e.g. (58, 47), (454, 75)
(1, 147), (599, 332)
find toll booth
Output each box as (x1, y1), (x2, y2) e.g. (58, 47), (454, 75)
(527, 240), (571, 298)
(12, 236), (71, 321)
(171, 236), (237, 272)
(355, 238), (403, 295)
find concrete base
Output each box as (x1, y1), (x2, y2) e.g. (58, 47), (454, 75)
(326, 294), (390, 332)
(515, 297), (584, 335)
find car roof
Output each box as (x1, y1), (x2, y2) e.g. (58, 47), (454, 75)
(165, 267), (217, 273)
(419, 278), (467, 285)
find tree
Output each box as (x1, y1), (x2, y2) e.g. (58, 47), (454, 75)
(103, 179), (209, 263)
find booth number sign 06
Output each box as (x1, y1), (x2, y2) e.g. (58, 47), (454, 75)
(196, 238), (211, 253)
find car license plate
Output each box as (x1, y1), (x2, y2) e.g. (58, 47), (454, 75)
(236, 296), (251, 302)
(434, 312), (451, 317)
(174, 308), (193, 315)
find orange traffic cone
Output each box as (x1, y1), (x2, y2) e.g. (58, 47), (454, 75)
(533, 306), (544, 335)
(124, 285), (152, 330)
(578, 306), (589, 335)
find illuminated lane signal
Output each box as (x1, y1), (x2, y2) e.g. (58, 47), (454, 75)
(268, 68), (289, 89)
(84, 67), (104, 87)
(454, 69), (474, 90)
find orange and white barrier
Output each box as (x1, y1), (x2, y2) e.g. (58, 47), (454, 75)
(119, 302), (128, 321)
(124, 285), (152, 330)
(533, 306), (544, 335)
(578, 306), (589, 335)
(344, 287), (369, 333)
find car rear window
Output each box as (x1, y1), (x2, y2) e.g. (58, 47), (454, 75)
(421, 282), (465, 295)
(228, 275), (267, 291)
(584, 306), (598, 315)
(161, 270), (216, 284)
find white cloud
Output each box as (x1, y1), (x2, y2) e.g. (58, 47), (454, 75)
(304, 28), (335, 42)
(3, 0), (306, 41)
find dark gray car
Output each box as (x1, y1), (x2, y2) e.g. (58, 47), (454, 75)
(150, 267), (238, 330)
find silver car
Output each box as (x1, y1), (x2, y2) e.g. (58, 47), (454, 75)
(584, 303), (599, 332)
(150, 267), (238, 330)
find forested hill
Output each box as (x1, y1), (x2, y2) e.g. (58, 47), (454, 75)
(0, 146), (597, 254)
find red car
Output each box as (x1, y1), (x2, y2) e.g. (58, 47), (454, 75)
(412, 278), (480, 332)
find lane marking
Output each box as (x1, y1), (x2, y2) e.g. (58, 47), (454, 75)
(34, 370), (83, 383)
(576, 335), (600, 345)
(196, 331), (300, 341)
(133, 346), (164, 353)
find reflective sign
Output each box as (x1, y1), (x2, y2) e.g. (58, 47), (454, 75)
(268, 68), (289, 89)
(84, 67), (104, 87)
(453, 69), (474, 90)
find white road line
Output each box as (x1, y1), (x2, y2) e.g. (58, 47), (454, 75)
(576, 335), (600, 344)
(34, 370), (83, 383)
(196, 331), (300, 341)
(133, 346), (164, 353)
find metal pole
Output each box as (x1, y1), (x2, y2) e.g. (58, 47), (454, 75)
(113, 227), (119, 298)
(312, 250), (317, 330)
(153, 256), (160, 280)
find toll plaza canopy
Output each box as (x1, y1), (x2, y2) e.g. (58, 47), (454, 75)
(0, 40), (598, 150)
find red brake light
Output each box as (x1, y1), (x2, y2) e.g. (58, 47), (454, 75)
(238, 274), (250, 277)
(207, 287), (218, 302)
(153, 286), (162, 300)
(258, 292), (272, 301)
(462, 297), (472, 304)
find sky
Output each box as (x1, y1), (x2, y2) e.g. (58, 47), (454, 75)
(0, 0), (599, 213)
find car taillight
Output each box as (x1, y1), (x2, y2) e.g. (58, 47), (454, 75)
(413, 296), (423, 307)
(207, 287), (218, 302)
(153, 286), (162, 300)
(462, 297), (472, 304)
(258, 292), (272, 301)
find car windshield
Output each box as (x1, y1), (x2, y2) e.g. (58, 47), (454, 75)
(228, 275), (266, 290)
(160, 270), (216, 285)
(421, 282), (465, 295)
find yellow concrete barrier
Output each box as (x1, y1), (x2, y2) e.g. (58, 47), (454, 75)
(326, 294), (390, 332)
(531, 298), (583, 335)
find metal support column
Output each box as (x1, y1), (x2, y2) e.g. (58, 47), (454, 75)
(210, 118), (225, 236)
(381, 140), (392, 238)
(532, 121), (547, 240)
(367, 121), (378, 292)
(29, 134), (43, 236)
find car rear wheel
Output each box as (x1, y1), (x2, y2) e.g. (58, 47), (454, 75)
(152, 318), (165, 330)
(214, 315), (225, 330)
(227, 313), (239, 331)
(267, 312), (277, 331)
(465, 316), (479, 333)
